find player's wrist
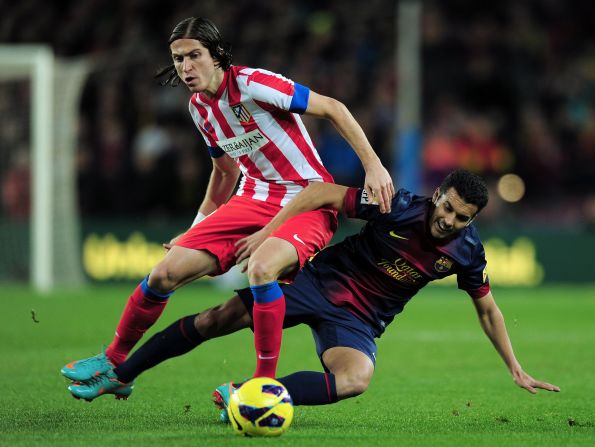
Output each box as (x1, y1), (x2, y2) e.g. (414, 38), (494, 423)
(361, 154), (382, 170)
(509, 362), (523, 376)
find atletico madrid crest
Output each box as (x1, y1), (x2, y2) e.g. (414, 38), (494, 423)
(231, 103), (252, 123)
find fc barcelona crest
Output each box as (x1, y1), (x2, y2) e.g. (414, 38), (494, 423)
(231, 103), (252, 123)
(434, 256), (453, 273)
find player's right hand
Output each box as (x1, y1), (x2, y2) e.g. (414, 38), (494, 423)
(235, 228), (270, 269)
(363, 163), (395, 214)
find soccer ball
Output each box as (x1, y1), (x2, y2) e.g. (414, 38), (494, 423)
(227, 378), (294, 437)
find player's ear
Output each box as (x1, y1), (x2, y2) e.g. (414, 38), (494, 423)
(432, 188), (440, 205)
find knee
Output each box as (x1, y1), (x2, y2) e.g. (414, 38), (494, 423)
(149, 265), (177, 292)
(195, 298), (249, 339)
(247, 256), (278, 284)
(336, 371), (372, 399)
(195, 306), (221, 339)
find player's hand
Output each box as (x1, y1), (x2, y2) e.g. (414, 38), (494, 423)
(235, 229), (270, 271)
(364, 162), (395, 214)
(512, 369), (560, 394)
(163, 233), (184, 251)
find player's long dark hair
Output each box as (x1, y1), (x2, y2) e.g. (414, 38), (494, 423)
(440, 169), (489, 211)
(155, 17), (233, 87)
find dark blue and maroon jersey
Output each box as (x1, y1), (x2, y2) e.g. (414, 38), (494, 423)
(304, 187), (490, 336)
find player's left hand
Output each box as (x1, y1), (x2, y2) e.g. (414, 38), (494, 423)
(512, 369), (560, 394)
(364, 163), (395, 214)
(235, 228), (270, 272)
(163, 233), (184, 251)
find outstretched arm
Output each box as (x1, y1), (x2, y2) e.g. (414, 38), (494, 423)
(235, 182), (348, 263)
(305, 91), (394, 213)
(472, 292), (560, 394)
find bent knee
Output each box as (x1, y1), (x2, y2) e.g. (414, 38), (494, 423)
(195, 306), (221, 339)
(149, 265), (178, 292)
(345, 377), (370, 397)
(195, 298), (250, 339)
(337, 372), (371, 399)
(247, 257), (280, 284)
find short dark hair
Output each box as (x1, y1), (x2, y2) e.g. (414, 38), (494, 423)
(439, 169), (489, 212)
(155, 17), (232, 87)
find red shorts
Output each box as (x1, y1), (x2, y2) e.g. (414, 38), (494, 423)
(175, 195), (338, 277)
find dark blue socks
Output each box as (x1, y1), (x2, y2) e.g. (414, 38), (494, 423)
(114, 314), (204, 383)
(277, 371), (338, 405)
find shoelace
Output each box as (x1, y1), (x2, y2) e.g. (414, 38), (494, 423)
(82, 372), (125, 389)
(83, 374), (109, 387)
(76, 353), (105, 367)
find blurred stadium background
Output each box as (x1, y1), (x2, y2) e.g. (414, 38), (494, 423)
(2, 0), (595, 290)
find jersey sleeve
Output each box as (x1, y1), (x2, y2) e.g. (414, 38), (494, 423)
(457, 243), (491, 299)
(344, 187), (412, 221)
(243, 68), (310, 114)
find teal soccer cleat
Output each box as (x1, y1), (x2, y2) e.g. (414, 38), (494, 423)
(68, 369), (133, 402)
(61, 351), (115, 382)
(212, 382), (239, 423)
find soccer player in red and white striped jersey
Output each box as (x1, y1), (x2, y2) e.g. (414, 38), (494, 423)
(61, 17), (395, 383)
(189, 65), (332, 207)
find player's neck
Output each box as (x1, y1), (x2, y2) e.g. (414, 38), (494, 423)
(201, 69), (225, 99)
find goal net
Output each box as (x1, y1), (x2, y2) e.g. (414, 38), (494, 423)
(0, 45), (88, 291)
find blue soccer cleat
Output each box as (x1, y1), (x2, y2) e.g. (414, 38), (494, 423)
(68, 369), (133, 402)
(61, 351), (115, 382)
(212, 382), (239, 423)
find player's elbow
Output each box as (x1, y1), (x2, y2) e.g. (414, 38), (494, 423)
(478, 304), (503, 324)
(325, 97), (349, 122)
(212, 157), (240, 178)
(310, 93), (347, 121)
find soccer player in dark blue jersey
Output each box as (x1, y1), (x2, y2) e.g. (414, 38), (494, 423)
(68, 170), (559, 408)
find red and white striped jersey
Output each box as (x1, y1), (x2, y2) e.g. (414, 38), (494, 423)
(188, 65), (334, 206)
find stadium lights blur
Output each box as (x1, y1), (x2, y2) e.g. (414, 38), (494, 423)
(497, 174), (525, 203)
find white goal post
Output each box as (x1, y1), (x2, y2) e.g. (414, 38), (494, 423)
(0, 45), (88, 291)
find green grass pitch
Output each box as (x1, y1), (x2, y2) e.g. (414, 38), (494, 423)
(1, 283), (594, 446)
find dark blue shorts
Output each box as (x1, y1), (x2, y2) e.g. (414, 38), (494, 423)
(237, 267), (377, 368)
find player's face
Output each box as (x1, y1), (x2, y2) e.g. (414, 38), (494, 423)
(170, 39), (223, 95)
(429, 187), (478, 239)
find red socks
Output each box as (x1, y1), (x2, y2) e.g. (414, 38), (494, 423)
(105, 277), (171, 365)
(251, 282), (285, 378)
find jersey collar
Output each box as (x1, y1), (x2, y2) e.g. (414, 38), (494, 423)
(198, 68), (229, 104)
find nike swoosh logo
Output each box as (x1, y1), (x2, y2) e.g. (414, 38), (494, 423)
(258, 354), (277, 360)
(389, 231), (409, 240)
(293, 234), (306, 245)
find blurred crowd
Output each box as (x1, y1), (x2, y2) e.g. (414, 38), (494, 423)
(2, 0), (595, 226)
